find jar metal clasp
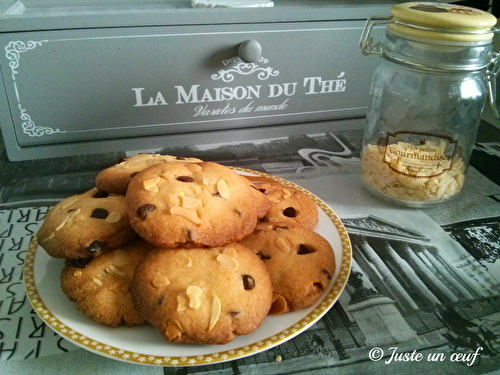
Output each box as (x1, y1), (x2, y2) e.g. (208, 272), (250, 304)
(361, 17), (500, 119)
(486, 51), (500, 119)
(359, 16), (392, 56)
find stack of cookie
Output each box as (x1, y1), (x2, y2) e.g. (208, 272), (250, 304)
(37, 153), (335, 345)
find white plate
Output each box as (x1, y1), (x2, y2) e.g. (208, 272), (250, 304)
(23, 169), (352, 366)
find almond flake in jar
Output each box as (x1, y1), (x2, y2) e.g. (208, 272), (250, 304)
(361, 143), (466, 204)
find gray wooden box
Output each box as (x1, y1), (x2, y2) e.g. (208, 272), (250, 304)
(0, 0), (393, 160)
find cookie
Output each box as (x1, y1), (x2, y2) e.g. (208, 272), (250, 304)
(61, 240), (154, 327)
(240, 222), (335, 314)
(38, 188), (136, 259)
(95, 153), (203, 195)
(131, 243), (273, 344)
(254, 181), (318, 230)
(126, 161), (271, 248)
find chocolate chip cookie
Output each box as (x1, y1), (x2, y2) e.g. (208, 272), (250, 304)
(126, 161), (271, 248)
(254, 181), (319, 230)
(38, 188), (136, 259)
(95, 153), (203, 195)
(61, 239), (154, 327)
(131, 243), (273, 344)
(240, 222), (335, 314)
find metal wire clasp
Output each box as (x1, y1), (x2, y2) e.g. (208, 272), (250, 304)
(360, 16), (500, 56)
(486, 52), (500, 119)
(359, 16), (392, 56)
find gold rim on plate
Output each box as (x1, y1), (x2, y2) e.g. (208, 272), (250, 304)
(23, 168), (352, 366)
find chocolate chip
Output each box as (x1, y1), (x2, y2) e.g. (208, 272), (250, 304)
(91, 208), (109, 219)
(176, 156), (186, 160)
(283, 207), (297, 218)
(242, 274), (255, 290)
(138, 204), (155, 219)
(177, 176), (194, 182)
(86, 240), (103, 254)
(130, 171), (140, 178)
(314, 282), (325, 290)
(297, 244), (315, 255)
(251, 185), (266, 194)
(257, 252), (271, 260)
(322, 269), (332, 280)
(157, 295), (164, 307)
(66, 257), (92, 268)
(230, 311), (240, 317)
(92, 190), (109, 198)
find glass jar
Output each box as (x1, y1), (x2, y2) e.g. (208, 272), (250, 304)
(359, 2), (499, 207)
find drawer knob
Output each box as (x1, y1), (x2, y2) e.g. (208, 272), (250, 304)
(238, 40), (262, 63)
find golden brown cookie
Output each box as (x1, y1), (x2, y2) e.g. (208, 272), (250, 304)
(126, 161), (271, 248)
(131, 243), (273, 345)
(95, 153), (203, 195)
(38, 188), (136, 259)
(254, 181), (318, 230)
(60, 240), (154, 327)
(240, 222), (335, 314)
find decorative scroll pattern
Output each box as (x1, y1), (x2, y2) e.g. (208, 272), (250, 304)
(5, 40), (65, 137)
(5, 40), (45, 76)
(211, 62), (279, 83)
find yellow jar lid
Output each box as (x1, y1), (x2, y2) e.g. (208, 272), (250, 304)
(388, 2), (497, 44)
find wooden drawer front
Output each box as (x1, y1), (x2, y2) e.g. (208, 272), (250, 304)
(0, 21), (381, 159)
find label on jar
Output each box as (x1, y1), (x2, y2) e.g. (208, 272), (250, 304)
(379, 131), (460, 178)
(361, 132), (466, 204)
